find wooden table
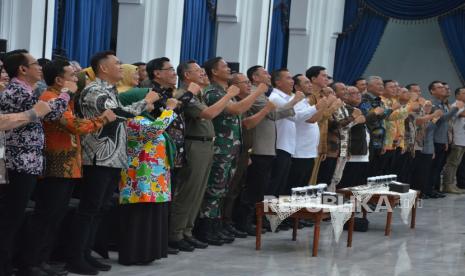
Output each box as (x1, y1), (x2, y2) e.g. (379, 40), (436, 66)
(255, 201), (354, 257)
(337, 189), (420, 236)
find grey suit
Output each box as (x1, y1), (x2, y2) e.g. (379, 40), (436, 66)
(235, 93), (295, 225)
(250, 94), (295, 156)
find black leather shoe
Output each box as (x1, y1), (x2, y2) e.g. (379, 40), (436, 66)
(184, 236), (208, 249)
(195, 219), (224, 246)
(420, 194), (430, 199)
(85, 255), (111, 272)
(167, 246), (180, 255)
(66, 259), (98, 275)
(223, 223), (247, 238)
(217, 229), (235, 243)
(168, 240), (195, 252)
(236, 223), (261, 236)
(432, 191), (446, 198)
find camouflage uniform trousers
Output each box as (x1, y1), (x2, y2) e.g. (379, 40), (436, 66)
(199, 145), (240, 219)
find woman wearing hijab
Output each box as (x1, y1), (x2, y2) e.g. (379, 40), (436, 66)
(117, 65), (178, 265)
(117, 64), (139, 93)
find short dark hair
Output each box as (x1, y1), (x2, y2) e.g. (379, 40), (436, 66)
(455, 87), (465, 96)
(38, 58), (51, 68)
(271, 68), (288, 87)
(203, 57), (224, 80)
(292, 74), (303, 92)
(428, 80), (443, 92)
(405, 83), (418, 91)
(353, 77), (365, 86)
(247, 65), (263, 82)
(146, 57), (170, 80)
(305, 66), (326, 82)
(383, 80), (395, 86)
(177, 59), (197, 82)
(43, 59), (71, 86)
(132, 62), (146, 67)
(4, 50), (29, 79)
(90, 50), (116, 75)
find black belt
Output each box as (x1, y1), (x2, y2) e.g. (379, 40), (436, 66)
(185, 136), (214, 142)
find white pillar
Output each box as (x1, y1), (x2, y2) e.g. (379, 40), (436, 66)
(287, 0), (345, 75)
(0, 0), (55, 59)
(216, 0), (272, 73)
(116, 0), (184, 65)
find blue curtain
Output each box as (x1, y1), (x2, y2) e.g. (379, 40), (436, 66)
(267, 0), (291, 72)
(333, 0), (387, 84)
(439, 10), (465, 84)
(53, 0), (112, 67)
(180, 0), (217, 65)
(364, 0), (465, 20)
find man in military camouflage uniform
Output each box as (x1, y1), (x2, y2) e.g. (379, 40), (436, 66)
(197, 57), (266, 244)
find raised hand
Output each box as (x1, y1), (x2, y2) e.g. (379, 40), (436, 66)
(166, 98), (179, 110)
(256, 83), (269, 95)
(373, 106), (385, 115)
(227, 85), (240, 98)
(101, 109), (117, 123)
(144, 91), (160, 104)
(294, 91), (305, 102)
(187, 82), (201, 95)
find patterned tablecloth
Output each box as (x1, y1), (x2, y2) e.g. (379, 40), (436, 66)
(345, 185), (417, 225)
(263, 199), (353, 243)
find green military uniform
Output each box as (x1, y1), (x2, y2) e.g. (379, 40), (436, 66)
(169, 87), (216, 242)
(199, 83), (241, 219)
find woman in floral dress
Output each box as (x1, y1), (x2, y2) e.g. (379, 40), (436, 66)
(118, 86), (178, 265)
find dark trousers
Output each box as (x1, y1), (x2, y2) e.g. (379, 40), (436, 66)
(396, 151), (414, 183)
(457, 156), (465, 189)
(411, 151), (433, 195)
(20, 178), (76, 267)
(339, 162), (368, 188)
(268, 150), (292, 197)
(0, 170), (37, 276)
(431, 143), (447, 191)
(367, 147), (384, 177)
(316, 157), (337, 185)
(286, 158), (314, 194)
(237, 154), (274, 225)
(68, 165), (121, 261)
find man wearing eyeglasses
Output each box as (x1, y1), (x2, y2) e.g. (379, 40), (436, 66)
(0, 50), (70, 276)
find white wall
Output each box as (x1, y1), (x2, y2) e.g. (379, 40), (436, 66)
(0, 0), (55, 58)
(116, 0), (184, 65)
(216, 0), (272, 73)
(364, 19), (462, 98)
(287, 0), (345, 76)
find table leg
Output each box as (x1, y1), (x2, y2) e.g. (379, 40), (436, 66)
(292, 217), (298, 241)
(347, 212), (354, 247)
(385, 210), (393, 236)
(411, 195), (418, 229)
(256, 203), (263, 250)
(312, 213), (321, 257)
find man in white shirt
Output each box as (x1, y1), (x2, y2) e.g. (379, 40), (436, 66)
(267, 69), (319, 198)
(287, 74), (327, 193)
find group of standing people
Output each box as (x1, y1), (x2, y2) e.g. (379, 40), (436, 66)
(1, 48), (465, 276)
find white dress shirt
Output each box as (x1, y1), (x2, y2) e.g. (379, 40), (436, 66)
(293, 99), (319, 158)
(269, 88), (317, 155)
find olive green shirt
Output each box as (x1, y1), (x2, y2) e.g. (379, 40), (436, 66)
(182, 88), (215, 138)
